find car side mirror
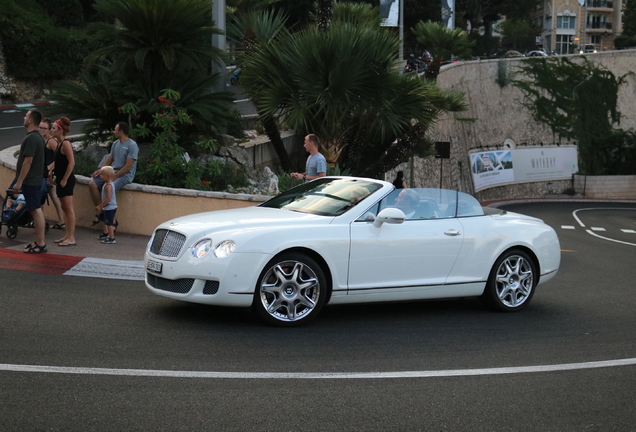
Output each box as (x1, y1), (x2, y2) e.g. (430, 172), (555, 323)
(373, 208), (405, 228)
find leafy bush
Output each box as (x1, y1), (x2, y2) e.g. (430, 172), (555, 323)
(73, 150), (98, 177)
(0, 0), (99, 80)
(34, 0), (84, 28)
(614, 35), (636, 50)
(201, 161), (249, 191)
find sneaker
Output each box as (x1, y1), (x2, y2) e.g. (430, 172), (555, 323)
(101, 237), (117, 244)
(98, 233), (109, 240)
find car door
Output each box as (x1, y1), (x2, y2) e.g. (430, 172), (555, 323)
(347, 190), (465, 293)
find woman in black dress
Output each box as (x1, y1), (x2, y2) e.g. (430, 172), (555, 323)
(392, 171), (406, 189)
(51, 117), (76, 246)
(39, 118), (65, 229)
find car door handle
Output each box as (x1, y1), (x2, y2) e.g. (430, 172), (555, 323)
(444, 229), (461, 236)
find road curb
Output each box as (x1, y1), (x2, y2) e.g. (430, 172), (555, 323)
(0, 101), (53, 111)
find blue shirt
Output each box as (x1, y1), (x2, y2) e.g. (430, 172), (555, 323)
(306, 153), (327, 178)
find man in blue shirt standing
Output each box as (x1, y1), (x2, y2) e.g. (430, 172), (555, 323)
(291, 134), (327, 182)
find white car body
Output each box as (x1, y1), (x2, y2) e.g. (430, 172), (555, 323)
(145, 177), (560, 325)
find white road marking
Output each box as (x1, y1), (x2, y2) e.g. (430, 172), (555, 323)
(1, 358), (635, 379)
(572, 208), (636, 247)
(590, 227), (606, 231)
(622, 229), (636, 234)
(64, 257), (145, 280)
(561, 225), (576, 229)
(585, 229), (636, 246)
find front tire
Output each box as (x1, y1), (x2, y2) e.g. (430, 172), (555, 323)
(253, 253), (328, 326)
(482, 249), (537, 312)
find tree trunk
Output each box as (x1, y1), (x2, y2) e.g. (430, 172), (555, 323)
(260, 112), (292, 172)
(316, 0), (333, 32)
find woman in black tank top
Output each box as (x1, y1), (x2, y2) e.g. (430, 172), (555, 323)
(39, 118), (65, 229)
(51, 117), (77, 246)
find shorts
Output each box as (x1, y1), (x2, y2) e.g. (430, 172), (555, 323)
(56, 175), (76, 198)
(92, 175), (130, 193)
(98, 208), (117, 226)
(21, 184), (43, 211)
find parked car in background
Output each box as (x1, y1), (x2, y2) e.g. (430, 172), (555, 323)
(504, 50), (525, 58)
(527, 50), (549, 57)
(580, 44), (597, 54)
(144, 177), (561, 326)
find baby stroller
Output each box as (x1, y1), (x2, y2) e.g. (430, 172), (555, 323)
(1, 188), (49, 239)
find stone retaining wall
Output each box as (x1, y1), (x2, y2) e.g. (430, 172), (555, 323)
(573, 175), (636, 199)
(389, 49), (636, 201)
(0, 146), (268, 236)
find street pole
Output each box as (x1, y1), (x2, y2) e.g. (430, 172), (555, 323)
(212, 0), (226, 93)
(399, 0), (404, 61)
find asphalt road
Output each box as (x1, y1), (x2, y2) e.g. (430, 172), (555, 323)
(1, 202), (635, 431)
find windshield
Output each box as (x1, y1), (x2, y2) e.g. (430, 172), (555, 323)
(260, 178), (383, 216)
(358, 188), (484, 220)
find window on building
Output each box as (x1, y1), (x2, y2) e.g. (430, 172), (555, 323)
(591, 35), (601, 44)
(556, 35), (572, 54)
(557, 15), (576, 29)
(587, 13), (609, 29)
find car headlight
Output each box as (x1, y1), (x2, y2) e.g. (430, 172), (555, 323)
(213, 240), (236, 258)
(192, 239), (213, 258)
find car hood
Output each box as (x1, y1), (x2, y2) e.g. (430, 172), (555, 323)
(157, 206), (331, 237)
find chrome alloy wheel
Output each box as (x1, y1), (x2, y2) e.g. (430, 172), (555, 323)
(257, 256), (325, 325)
(494, 254), (534, 308)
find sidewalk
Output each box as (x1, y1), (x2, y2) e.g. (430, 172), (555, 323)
(1, 223), (150, 280)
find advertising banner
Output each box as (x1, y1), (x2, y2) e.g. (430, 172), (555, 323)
(470, 146), (578, 192)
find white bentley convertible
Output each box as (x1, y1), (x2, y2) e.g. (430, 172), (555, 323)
(144, 177), (560, 326)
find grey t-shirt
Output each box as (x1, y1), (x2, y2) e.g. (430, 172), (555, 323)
(306, 152), (327, 178)
(106, 138), (139, 183)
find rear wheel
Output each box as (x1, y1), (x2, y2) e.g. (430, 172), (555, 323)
(482, 249), (537, 312)
(7, 225), (17, 239)
(253, 253), (328, 326)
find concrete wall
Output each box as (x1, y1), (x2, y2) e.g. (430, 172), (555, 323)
(391, 50), (636, 201)
(0, 147), (267, 236)
(573, 175), (636, 199)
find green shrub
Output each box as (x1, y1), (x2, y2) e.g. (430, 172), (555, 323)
(201, 161), (249, 191)
(0, 0), (98, 80)
(73, 150), (98, 177)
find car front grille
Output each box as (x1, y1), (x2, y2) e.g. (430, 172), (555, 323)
(150, 229), (186, 258)
(147, 273), (194, 294)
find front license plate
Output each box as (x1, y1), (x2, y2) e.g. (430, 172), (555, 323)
(147, 259), (163, 274)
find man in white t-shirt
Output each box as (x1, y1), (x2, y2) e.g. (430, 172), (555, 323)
(291, 134), (327, 182)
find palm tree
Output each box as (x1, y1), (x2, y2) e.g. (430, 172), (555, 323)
(89, 0), (226, 94)
(228, 8), (293, 170)
(412, 20), (475, 80)
(242, 21), (466, 173)
(316, 0), (333, 31)
(50, 0), (237, 139)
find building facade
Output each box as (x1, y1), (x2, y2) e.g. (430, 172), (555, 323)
(534, 0), (624, 53)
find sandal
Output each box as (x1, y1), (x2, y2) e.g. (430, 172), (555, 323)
(52, 223), (66, 229)
(24, 243), (47, 254)
(23, 242), (36, 251)
(90, 215), (100, 227)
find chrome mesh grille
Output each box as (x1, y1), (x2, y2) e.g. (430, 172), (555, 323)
(203, 281), (220, 295)
(147, 273), (194, 294)
(150, 229), (186, 257)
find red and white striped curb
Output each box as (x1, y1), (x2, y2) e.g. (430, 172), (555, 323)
(0, 249), (144, 280)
